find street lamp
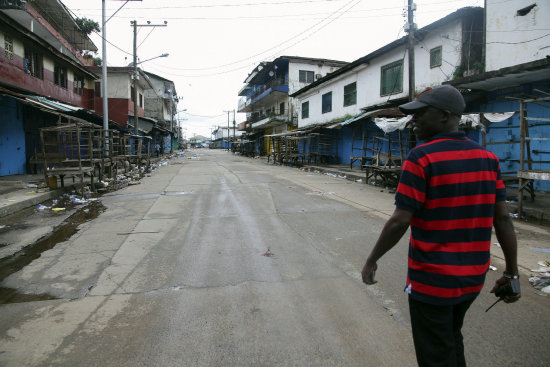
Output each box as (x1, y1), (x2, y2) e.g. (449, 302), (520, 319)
(129, 53), (169, 66)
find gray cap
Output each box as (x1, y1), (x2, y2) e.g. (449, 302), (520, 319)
(399, 85), (465, 115)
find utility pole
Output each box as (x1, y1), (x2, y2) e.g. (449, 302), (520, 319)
(131, 20), (168, 136)
(224, 110), (231, 151)
(233, 109), (236, 144)
(169, 88), (174, 153)
(407, 0), (416, 101)
(132, 20), (138, 135)
(102, 0), (109, 156)
(101, 0), (130, 155)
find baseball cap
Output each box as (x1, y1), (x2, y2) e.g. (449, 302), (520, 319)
(399, 85), (465, 115)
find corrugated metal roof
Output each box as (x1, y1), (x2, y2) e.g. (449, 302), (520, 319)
(24, 95), (81, 112)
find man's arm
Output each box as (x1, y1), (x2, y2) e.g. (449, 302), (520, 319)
(362, 207), (413, 284)
(491, 201), (521, 303)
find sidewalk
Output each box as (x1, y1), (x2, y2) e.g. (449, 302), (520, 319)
(0, 174), (67, 218)
(0, 154), (174, 219)
(295, 162), (550, 226)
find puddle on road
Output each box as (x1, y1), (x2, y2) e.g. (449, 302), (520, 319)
(103, 192), (161, 202)
(102, 190), (193, 202)
(161, 191), (193, 196)
(0, 200), (106, 305)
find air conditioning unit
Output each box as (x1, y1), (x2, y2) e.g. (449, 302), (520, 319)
(315, 74), (322, 80)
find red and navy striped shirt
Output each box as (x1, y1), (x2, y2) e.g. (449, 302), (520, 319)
(395, 131), (506, 305)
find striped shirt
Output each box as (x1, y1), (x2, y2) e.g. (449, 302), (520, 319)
(395, 131), (506, 305)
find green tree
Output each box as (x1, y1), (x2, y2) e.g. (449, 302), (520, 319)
(75, 17), (100, 35)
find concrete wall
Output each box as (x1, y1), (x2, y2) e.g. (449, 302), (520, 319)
(288, 61), (346, 122)
(107, 74), (132, 99)
(486, 0), (549, 71)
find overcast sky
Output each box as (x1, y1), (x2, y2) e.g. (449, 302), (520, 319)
(62, 0), (483, 138)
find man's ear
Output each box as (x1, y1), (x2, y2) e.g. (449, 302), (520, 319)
(439, 110), (451, 124)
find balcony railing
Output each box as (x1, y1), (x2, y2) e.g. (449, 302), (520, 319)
(238, 97), (248, 112)
(250, 78), (287, 101)
(249, 106), (289, 123)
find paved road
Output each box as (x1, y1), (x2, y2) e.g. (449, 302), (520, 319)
(0, 149), (548, 366)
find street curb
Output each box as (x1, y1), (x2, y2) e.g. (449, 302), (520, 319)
(0, 188), (66, 218)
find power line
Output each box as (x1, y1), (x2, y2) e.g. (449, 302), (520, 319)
(267, 0), (362, 61)
(487, 33), (550, 44)
(69, 0), (346, 12)
(183, 112), (227, 118)
(134, 0), (361, 75)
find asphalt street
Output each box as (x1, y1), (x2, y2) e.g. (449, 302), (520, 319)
(0, 149), (548, 366)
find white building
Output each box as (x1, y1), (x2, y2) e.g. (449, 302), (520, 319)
(485, 1), (549, 71)
(238, 56), (348, 135)
(292, 7), (484, 129)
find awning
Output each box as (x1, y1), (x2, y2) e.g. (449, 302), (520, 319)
(264, 130), (305, 138)
(341, 108), (404, 127)
(0, 85), (121, 129)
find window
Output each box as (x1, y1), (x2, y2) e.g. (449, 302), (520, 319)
(94, 81), (101, 97)
(430, 46), (442, 68)
(279, 102), (285, 115)
(322, 92), (332, 114)
(24, 48), (43, 79)
(380, 60), (403, 96)
(301, 101), (309, 119)
(4, 34), (13, 60)
(54, 65), (67, 88)
(299, 70), (314, 84)
(139, 93), (143, 108)
(73, 74), (84, 95)
(343, 82), (357, 107)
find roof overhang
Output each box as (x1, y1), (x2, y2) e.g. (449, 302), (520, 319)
(0, 84), (121, 129)
(447, 58), (550, 91)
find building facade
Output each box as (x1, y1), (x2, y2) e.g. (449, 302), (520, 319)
(237, 56), (348, 155)
(290, 7), (484, 166)
(0, 0), (98, 175)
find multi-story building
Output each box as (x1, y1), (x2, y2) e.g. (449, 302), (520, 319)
(292, 7), (484, 130)
(0, 0), (98, 175)
(143, 71), (178, 151)
(88, 66), (154, 133)
(290, 7), (484, 165)
(237, 56), (348, 155)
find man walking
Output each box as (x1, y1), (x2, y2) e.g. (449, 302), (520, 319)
(361, 85), (520, 366)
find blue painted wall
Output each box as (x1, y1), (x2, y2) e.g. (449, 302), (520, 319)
(0, 97), (26, 176)
(468, 81), (550, 192)
(338, 121), (412, 167)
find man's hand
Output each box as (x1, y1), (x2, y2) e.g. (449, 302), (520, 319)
(490, 276), (521, 303)
(362, 261), (378, 285)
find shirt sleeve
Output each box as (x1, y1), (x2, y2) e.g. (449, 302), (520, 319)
(395, 152), (427, 214)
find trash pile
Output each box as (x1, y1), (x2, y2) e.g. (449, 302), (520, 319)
(36, 194), (100, 213)
(529, 261), (550, 294)
(324, 172), (347, 179)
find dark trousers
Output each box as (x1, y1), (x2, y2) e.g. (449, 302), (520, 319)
(409, 297), (475, 367)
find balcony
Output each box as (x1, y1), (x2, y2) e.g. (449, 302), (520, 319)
(249, 107), (291, 129)
(239, 78), (289, 113)
(238, 97), (249, 112)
